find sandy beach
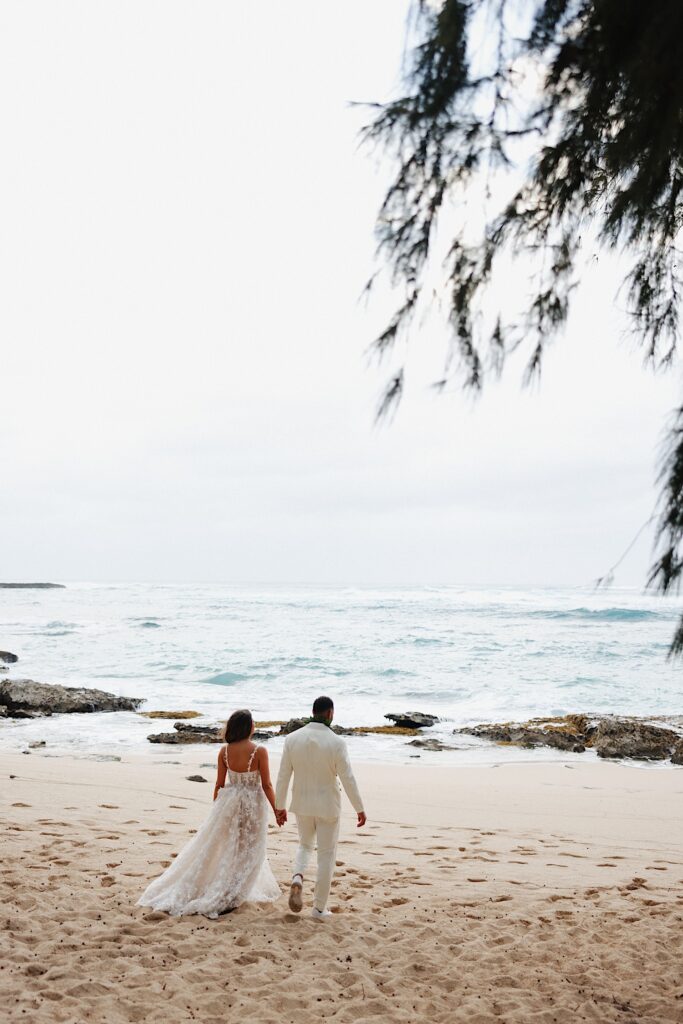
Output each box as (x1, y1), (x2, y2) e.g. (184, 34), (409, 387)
(2, 750), (683, 1023)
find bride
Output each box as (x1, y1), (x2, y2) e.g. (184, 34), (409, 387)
(138, 708), (281, 917)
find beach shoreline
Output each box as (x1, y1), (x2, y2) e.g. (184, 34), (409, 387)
(3, 751), (682, 1022)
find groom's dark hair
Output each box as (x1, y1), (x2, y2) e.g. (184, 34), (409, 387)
(312, 695), (334, 716)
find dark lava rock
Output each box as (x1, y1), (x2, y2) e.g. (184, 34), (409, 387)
(174, 722), (221, 735)
(148, 730), (219, 745)
(185, 775), (207, 783)
(593, 719), (679, 760)
(458, 714), (683, 761)
(28, 740), (46, 748)
(278, 718), (353, 736)
(672, 740), (683, 765)
(0, 678), (142, 716)
(458, 721), (586, 753)
(385, 712), (439, 730)
(148, 722), (275, 745)
(279, 718), (309, 735)
(0, 651), (18, 664)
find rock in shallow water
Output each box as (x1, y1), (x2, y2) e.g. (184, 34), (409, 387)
(0, 651), (18, 664)
(148, 727), (220, 745)
(458, 714), (683, 761)
(385, 712), (439, 729)
(0, 678), (142, 716)
(139, 710), (202, 720)
(457, 720), (586, 753)
(593, 719), (679, 760)
(408, 737), (457, 752)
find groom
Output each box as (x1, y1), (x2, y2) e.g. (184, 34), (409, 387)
(275, 695), (366, 919)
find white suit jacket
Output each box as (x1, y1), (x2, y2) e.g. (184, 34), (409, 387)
(275, 722), (364, 819)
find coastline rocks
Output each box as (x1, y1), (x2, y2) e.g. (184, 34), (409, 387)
(148, 722), (221, 744)
(385, 712), (439, 730)
(672, 740), (683, 766)
(352, 725), (419, 736)
(458, 714), (683, 762)
(0, 582), (64, 589)
(593, 720), (679, 760)
(277, 718), (352, 736)
(0, 651), (18, 664)
(458, 718), (587, 753)
(0, 678), (142, 716)
(279, 718), (308, 735)
(185, 775), (207, 783)
(139, 710), (202, 720)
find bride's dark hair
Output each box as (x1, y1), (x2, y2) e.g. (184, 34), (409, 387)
(224, 708), (253, 744)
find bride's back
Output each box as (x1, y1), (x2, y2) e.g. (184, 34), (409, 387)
(225, 739), (259, 773)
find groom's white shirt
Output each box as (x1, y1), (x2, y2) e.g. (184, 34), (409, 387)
(275, 722), (364, 818)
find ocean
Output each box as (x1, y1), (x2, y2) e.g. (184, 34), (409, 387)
(2, 582), (682, 766)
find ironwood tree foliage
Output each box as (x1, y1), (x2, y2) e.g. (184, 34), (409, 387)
(365, 0), (683, 651)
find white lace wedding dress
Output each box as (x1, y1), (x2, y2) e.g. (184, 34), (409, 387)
(137, 746), (280, 918)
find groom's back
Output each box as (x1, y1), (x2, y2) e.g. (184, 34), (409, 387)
(282, 723), (343, 818)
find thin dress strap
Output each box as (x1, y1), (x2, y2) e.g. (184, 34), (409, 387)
(247, 746), (258, 772)
(223, 744), (230, 770)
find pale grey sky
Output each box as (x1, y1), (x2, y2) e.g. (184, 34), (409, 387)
(1, 1), (679, 586)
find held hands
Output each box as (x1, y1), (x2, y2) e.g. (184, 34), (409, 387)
(357, 811), (367, 828)
(275, 809), (287, 827)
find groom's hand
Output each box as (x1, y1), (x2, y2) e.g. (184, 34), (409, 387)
(275, 809), (287, 827)
(357, 812), (367, 828)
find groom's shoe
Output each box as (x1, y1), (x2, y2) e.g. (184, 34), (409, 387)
(311, 908), (332, 920)
(288, 875), (303, 913)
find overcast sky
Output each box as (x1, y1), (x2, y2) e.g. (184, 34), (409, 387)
(1, 1), (680, 586)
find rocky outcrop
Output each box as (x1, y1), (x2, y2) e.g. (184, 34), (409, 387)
(457, 714), (683, 762)
(351, 725), (419, 736)
(148, 722), (221, 744)
(672, 740), (683, 765)
(593, 719), (679, 760)
(0, 651), (18, 664)
(0, 583), (65, 589)
(385, 712), (439, 729)
(279, 718), (308, 735)
(139, 710), (201, 720)
(277, 718), (352, 736)
(458, 717), (587, 753)
(0, 678), (142, 717)
(147, 721), (274, 744)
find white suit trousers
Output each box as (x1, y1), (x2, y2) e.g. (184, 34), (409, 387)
(293, 815), (340, 911)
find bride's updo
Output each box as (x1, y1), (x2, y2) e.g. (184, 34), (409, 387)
(224, 708), (253, 743)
